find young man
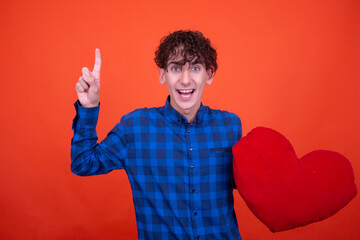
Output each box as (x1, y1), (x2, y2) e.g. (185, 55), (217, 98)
(72, 30), (242, 239)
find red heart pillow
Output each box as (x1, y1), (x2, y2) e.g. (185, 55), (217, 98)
(233, 127), (357, 232)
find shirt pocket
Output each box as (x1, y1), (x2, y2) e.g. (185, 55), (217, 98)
(208, 147), (233, 180)
(209, 147), (233, 157)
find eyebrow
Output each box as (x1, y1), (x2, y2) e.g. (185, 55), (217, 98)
(168, 60), (203, 66)
(168, 61), (183, 66)
(190, 60), (202, 65)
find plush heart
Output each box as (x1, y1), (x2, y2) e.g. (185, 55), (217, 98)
(233, 127), (357, 232)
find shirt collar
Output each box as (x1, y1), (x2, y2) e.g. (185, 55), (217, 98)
(164, 96), (204, 125)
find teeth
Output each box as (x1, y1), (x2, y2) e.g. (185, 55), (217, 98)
(178, 89), (193, 94)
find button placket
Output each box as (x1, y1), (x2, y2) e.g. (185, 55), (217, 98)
(186, 125), (200, 237)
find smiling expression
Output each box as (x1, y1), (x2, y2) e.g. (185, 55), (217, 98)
(159, 50), (214, 123)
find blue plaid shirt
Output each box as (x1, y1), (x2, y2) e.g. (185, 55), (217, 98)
(71, 97), (242, 240)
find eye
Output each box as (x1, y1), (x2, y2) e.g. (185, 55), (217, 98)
(171, 66), (180, 72)
(192, 66), (200, 71)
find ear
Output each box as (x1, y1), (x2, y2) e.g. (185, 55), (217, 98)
(206, 69), (214, 85)
(159, 68), (166, 85)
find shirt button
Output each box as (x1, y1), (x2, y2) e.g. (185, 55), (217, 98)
(187, 129), (191, 133)
(189, 148), (193, 151)
(190, 165), (194, 169)
(192, 189), (196, 193)
(194, 212), (197, 216)
(197, 236), (200, 239)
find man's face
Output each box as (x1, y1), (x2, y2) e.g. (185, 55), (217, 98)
(159, 51), (213, 122)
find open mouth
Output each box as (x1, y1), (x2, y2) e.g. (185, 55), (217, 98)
(177, 89), (195, 98)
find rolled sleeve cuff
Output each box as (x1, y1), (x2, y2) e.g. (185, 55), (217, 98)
(72, 100), (100, 129)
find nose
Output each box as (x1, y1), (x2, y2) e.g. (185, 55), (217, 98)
(180, 69), (191, 85)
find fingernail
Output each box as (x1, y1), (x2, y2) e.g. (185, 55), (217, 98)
(82, 67), (89, 74)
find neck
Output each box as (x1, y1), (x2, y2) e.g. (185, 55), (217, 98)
(170, 100), (200, 124)
(183, 111), (196, 123)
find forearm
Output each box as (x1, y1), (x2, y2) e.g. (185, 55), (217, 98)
(71, 101), (113, 176)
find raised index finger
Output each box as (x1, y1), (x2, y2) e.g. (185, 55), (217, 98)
(92, 48), (102, 77)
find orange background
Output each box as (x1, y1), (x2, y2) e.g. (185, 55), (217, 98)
(1, 0), (359, 239)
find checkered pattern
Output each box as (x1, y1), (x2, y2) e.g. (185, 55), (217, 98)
(71, 97), (242, 240)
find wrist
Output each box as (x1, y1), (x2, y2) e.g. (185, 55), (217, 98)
(79, 101), (100, 108)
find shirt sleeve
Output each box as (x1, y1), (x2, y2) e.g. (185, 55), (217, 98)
(238, 117), (242, 140)
(71, 101), (127, 176)
(232, 114), (242, 189)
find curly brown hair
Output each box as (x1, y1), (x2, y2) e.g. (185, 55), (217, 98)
(154, 30), (218, 74)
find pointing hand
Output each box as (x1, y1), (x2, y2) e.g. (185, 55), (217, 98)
(75, 48), (102, 108)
